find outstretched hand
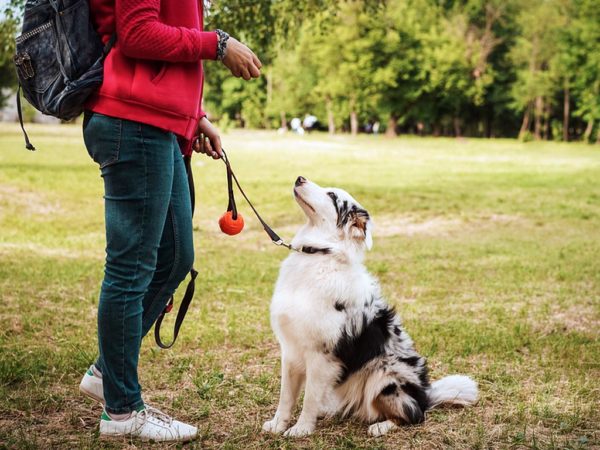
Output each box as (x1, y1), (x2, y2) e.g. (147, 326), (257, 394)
(222, 37), (262, 80)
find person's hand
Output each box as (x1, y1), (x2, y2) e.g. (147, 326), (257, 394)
(222, 37), (262, 80)
(193, 117), (222, 159)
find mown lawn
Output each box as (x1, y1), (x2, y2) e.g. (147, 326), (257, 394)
(0, 123), (598, 449)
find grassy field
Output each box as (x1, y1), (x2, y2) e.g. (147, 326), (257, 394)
(0, 123), (599, 449)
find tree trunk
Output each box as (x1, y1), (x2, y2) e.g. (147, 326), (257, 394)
(326, 97), (335, 135)
(386, 115), (398, 137)
(584, 119), (594, 142)
(350, 111), (358, 136)
(349, 98), (358, 136)
(433, 123), (441, 137)
(534, 96), (543, 140)
(280, 111), (287, 129)
(519, 103), (531, 140)
(453, 116), (462, 137)
(266, 69), (273, 106)
(563, 83), (570, 141)
(543, 98), (551, 140)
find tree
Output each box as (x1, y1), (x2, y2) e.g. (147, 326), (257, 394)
(0, 1), (23, 107)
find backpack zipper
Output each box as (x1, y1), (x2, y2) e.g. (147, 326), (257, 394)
(16, 21), (52, 44)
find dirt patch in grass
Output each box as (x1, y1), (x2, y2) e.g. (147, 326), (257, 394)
(0, 242), (100, 260)
(533, 301), (600, 335)
(0, 184), (63, 216)
(374, 213), (524, 238)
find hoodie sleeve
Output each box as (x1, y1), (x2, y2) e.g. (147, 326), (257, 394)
(116, 0), (218, 62)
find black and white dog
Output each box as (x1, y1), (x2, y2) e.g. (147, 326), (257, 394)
(262, 177), (478, 437)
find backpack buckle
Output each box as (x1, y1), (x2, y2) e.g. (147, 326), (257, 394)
(14, 52), (35, 80)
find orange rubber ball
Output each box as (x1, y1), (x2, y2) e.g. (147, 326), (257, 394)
(219, 210), (245, 235)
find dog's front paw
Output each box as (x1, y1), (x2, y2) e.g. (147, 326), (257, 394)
(262, 417), (289, 434)
(368, 420), (397, 437)
(283, 422), (315, 438)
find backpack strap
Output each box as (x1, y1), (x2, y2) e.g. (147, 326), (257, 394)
(154, 154), (198, 349)
(16, 84), (35, 151)
(103, 34), (117, 59)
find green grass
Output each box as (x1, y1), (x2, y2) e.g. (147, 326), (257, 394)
(0, 123), (599, 449)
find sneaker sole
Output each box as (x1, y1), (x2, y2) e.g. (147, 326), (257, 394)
(99, 432), (197, 443)
(79, 384), (104, 404)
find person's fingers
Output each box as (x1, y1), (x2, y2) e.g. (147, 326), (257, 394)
(212, 136), (223, 157)
(206, 139), (219, 159)
(204, 137), (213, 155)
(252, 53), (262, 69)
(248, 63), (260, 78)
(192, 137), (200, 152)
(240, 67), (251, 80)
(200, 134), (207, 154)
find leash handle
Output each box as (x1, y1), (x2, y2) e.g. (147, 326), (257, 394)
(154, 268), (198, 349)
(154, 154), (197, 349)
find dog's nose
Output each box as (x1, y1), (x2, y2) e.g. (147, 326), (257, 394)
(295, 176), (306, 187)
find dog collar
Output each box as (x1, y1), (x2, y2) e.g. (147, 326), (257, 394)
(297, 245), (332, 255)
(273, 239), (331, 255)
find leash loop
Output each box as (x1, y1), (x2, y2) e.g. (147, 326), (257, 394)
(221, 148), (290, 247)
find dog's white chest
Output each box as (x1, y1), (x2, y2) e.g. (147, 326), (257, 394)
(269, 255), (372, 354)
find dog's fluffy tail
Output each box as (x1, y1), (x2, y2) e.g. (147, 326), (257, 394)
(427, 375), (478, 409)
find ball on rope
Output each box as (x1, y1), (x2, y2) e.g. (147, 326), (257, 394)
(219, 210), (245, 235)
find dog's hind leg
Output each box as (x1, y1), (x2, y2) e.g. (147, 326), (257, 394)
(283, 353), (338, 437)
(262, 356), (305, 434)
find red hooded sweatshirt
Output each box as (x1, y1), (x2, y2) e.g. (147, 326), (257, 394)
(86, 0), (218, 153)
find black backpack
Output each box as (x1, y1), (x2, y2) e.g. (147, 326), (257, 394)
(13, 0), (114, 150)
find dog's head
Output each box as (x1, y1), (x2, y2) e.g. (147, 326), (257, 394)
(293, 176), (373, 251)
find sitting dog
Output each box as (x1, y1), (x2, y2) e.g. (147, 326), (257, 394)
(262, 177), (478, 437)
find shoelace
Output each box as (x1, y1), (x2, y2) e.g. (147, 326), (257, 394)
(143, 405), (174, 427)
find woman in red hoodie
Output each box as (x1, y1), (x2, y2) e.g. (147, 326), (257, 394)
(78, 0), (261, 442)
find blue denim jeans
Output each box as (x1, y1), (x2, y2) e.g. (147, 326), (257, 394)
(83, 112), (194, 414)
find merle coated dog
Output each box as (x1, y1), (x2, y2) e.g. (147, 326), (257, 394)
(262, 177), (478, 437)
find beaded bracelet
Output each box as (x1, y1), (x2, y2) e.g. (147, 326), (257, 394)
(216, 29), (230, 61)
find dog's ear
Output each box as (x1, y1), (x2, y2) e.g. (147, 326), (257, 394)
(350, 208), (373, 250)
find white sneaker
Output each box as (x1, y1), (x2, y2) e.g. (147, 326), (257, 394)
(99, 405), (198, 442)
(79, 365), (104, 404)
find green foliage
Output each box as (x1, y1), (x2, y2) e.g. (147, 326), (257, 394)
(0, 1), (24, 105)
(205, 0), (599, 140)
(1, 0), (597, 140)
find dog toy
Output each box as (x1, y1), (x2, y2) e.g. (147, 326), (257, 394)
(219, 210), (244, 235)
(219, 152), (244, 235)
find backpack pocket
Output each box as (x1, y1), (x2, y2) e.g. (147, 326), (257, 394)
(15, 21), (61, 94)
